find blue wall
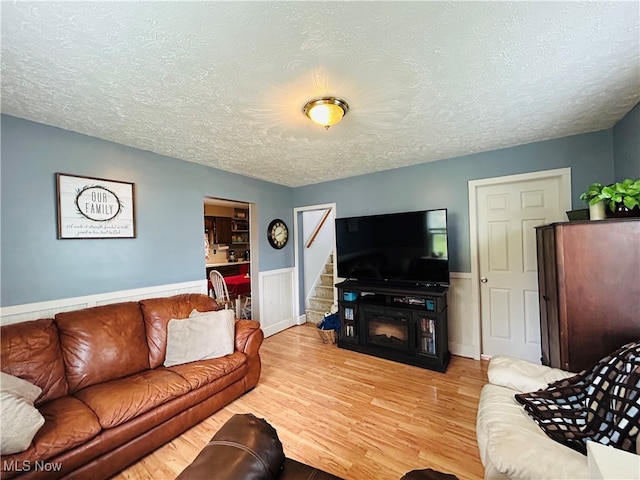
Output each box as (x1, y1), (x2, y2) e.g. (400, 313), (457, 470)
(1, 115), (294, 306)
(613, 102), (640, 180)
(2, 111), (631, 307)
(293, 130), (614, 273)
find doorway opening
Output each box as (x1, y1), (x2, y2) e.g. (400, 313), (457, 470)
(293, 203), (337, 326)
(204, 197), (256, 321)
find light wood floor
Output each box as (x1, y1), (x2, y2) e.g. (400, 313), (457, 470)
(115, 324), (489, 480)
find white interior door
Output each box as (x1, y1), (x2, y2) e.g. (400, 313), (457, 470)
(472, 169), (570, 362)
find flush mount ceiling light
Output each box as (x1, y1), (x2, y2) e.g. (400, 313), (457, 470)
(303, 97), (349, 129)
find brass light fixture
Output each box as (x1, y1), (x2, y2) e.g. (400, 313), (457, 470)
(303, 97), (349, 129)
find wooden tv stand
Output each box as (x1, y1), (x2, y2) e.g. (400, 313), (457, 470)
(336, 280), (450, 372)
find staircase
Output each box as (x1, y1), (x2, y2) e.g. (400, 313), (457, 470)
(305, 255), (335, 325)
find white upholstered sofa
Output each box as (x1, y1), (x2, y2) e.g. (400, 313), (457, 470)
(476, 355), (640, 480)
(476, 356), (586, 480)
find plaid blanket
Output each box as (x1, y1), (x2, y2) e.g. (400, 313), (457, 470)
(515, 341), (640, 455)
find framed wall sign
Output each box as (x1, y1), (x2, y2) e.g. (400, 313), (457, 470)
(56, 173), (136, 239)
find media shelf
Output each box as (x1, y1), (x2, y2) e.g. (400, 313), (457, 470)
(336, 280), (450, 372)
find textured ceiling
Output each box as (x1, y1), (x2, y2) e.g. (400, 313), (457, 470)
(2, 2), (639, 187)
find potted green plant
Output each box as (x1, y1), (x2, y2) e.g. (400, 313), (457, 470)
(579, 182), (606, 220)
(599, 178), (640, 217)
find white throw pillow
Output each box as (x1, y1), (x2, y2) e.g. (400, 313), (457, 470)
(164, 309), (235, 367)
(0, 372), (45, 455)
(488, 355), (575, 392)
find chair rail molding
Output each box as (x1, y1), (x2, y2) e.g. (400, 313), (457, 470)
(1, 280), (208, 326)
(1, 271), (477, 360)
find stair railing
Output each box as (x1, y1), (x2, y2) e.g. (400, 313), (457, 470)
(305, 208), (332, 249)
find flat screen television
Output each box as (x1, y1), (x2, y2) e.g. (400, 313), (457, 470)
(335, 209), (449, 287)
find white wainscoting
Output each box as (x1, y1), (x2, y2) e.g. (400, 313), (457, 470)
(447, 272), (477, 359)
(258, 267), (296, 338)
(1, 271), (479, 360)
(0, 280), (208, 326)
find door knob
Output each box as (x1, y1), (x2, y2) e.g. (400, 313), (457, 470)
(480, 277), (488, 283)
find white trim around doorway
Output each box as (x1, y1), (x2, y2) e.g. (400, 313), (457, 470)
(293, 203), (337, 325)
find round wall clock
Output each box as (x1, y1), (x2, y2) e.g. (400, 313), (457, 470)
(267, 219), (289, 249)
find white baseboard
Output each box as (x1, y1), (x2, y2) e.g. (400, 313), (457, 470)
(449, 342), (477, 359)
(261, 318), (297, 338)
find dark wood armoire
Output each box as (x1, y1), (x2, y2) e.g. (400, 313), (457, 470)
(535, 218), (640, 373)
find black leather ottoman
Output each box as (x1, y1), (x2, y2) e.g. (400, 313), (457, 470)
(401, 468), (459, 480)
(177, 413), (460, 480)
(176, 413), (342, 480)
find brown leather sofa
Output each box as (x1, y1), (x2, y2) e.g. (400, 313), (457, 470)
(0, 293), (264, 480)
(177, 414), (459, 480)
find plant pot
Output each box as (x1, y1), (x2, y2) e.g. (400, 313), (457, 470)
(606, 203), (640, 218)
(588, 202), (606, 221)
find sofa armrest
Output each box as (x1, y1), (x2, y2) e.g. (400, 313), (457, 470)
(176, 413), (284, 480)
(488, 355), (575, 393)
(235, 320), (263, 390)
(234, 320), (263, 355)
(476, 384), (589, 479)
